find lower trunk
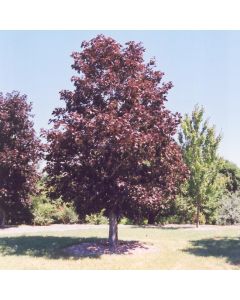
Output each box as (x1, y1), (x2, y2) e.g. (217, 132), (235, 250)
(0, 207), (6, 228)
(196, 201), (200, 228)
(109, 211), (118, 249)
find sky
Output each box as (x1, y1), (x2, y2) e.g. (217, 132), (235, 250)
(0, 30), (239, 166)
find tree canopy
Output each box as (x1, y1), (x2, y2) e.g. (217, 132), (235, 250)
(178, 105), (225, 226)
(220, 160), (240, 194)
(0, 91), (41, 225)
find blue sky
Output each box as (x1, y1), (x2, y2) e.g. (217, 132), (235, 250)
(0, 31), (239, 166)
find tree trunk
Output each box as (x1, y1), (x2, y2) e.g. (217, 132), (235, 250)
(196, 201), (200, 228)
(0, 206), (6, 228)
(109, 211), (118, 250)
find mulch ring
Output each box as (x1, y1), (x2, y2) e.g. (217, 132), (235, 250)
(63, 240), (157, 257)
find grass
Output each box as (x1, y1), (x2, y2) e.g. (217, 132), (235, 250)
(0, 225), (240, 269)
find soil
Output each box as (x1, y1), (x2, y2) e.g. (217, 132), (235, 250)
(63, 240), (157, 257)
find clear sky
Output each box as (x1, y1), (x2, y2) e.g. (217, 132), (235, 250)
(0, 31), (239, 166)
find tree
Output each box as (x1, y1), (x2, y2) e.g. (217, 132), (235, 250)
(217, 192), (240, 225)
(178, 105), (225, 227)
(45, 35), (188, 248)
(220, 160), (240, 193)
(0, 91), (41, 226)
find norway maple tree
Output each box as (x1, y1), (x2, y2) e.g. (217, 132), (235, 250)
(178, 105), (225, 227)
(0, 92), (41, 226)
(45, 35), (188, 248)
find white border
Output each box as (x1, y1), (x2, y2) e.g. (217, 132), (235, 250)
(0, 270), (239, 300)
(0, 0), (240, 29)
(0, 0), (239, 299)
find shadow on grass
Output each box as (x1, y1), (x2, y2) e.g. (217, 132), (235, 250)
(183, 237), (240, 265)
(0, 236), (146, 259)
(0, 225), (18, 230)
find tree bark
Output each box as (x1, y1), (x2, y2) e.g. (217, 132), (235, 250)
(0, 206), (6, 228)
(109, 211), (118, 250)
(196, 201), (200, 228)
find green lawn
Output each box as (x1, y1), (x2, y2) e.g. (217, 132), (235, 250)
(0, 225), (240, 269)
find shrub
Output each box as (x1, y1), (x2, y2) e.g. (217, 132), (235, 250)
(119, 217), (150, 225)
(134, 218), (148, 225)
(31, 194), (78, 225)
(32, 202), (55, 226)
(54, 200), (79, 224)
(158, 215), (183, 225)
(217, 193), (240, 225)
(119, 217), (133, 225)
(85, 209), (108, 225)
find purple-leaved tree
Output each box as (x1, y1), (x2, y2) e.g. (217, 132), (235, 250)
(45, 35), (188, 248)
(0, 92), (41, 226)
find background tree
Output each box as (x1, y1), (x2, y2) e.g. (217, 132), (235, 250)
(45, 35), (188, 248)
(0, 91), (41, 226)
(217, 192), (240, 225)
(178, 105), (225, 227)
(220, 160), (240, 193)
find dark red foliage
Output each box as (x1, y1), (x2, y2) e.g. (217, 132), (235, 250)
(45, 35), (188, 219)
(0, 92), (42, 224)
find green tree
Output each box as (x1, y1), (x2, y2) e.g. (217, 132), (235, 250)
(217, 192), (240, 225)
(220, 160), (240, 193)
(178, 105), (225, 227)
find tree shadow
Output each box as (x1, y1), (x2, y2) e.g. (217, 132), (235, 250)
(0, 235), (94, 259)
(0, 225), (18, 230)
(63, 240), (150, 257)
(0, 236), (149, 260)
(183, 237), (240, 265)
